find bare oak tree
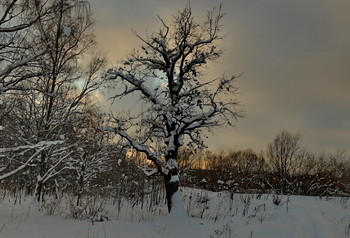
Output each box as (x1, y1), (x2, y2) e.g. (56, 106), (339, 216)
(105, 5), (242, 212)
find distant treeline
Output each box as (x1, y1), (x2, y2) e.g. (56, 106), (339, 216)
(1, 131), (349, 209)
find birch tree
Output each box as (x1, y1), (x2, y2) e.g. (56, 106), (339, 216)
(68, 107), (117, 207)
(0, 0), (57, 184)
(29, 0), (105, 202)
(0, 0), (107, 201)
(105, 5), (242, 212)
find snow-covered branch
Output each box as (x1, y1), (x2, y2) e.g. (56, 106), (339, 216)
(106, 70), (162, 106)
(0, 140), (64, 180)
(0, 140), (64, 153)
(138, 166), (158, 177)
(0, 48), (47, 91)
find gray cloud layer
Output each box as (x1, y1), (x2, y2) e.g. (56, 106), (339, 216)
(90, 0), (350, 153)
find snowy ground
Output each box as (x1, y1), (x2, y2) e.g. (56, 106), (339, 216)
(1, 188), (350, 238)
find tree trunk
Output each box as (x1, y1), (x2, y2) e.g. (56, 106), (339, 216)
(163, 145), (180, 213)
(164, 167), (179, 213)
(35, 180), (44, 202)
(76, 163), (85, 207)
(36, 151), (47, 202)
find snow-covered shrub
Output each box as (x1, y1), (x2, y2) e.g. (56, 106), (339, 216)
(240, 194), (252, 216)
(68, 194), (107, 220)
(210, 224), (233, 238)
(41, 197), (63, 216)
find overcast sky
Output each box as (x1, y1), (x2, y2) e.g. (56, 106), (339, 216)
(89, 0), (350, 153)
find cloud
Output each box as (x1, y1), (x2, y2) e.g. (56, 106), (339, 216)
(90, 0), (350, 153)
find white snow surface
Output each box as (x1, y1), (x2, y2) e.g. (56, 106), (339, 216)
(0, 188), (350, 238)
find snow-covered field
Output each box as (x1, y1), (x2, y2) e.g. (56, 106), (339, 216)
(1, 188), (349, 238)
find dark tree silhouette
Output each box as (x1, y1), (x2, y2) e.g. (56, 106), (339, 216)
(105, 4), (242, 212)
